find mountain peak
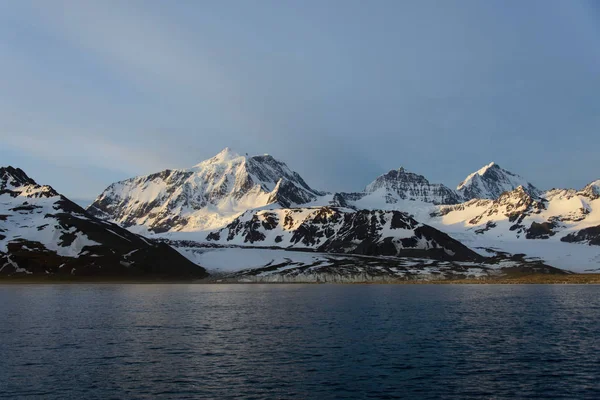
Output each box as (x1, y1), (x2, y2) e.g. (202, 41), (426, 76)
(479, 161), (497, 173)
(364, 167), (459, 205)
(88, 150), (322, 232)
(210, 147), (242, 163)
(457, 162), (539, 200)
(577, 180), (600, 200)
(459, 162), (498, 187)
(366, 168), (429, 192)
(0, 166), (37, 190)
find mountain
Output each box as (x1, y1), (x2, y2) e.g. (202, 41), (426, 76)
(204, 206), (483, 261)
(364, 167), (460, 205)
(330, 167), (460, 216)
(0, 166), (207, 279)
(332, 163), (536, 212)
(330, 163), (541, 212)
(457, 162), (540, 200)
(87, 148), (323, 233)
(437, 182), (600, 241)
(81, 149), (600, 273)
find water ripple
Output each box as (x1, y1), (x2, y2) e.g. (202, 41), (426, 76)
(1, 284), (600, 399)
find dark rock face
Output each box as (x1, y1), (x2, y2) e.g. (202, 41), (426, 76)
(475, 221), (497, 234)
(267, 179), (318, 208)
(224, 214), (270, 243)
(0, 167), (208, 279)
(561, 225), (600, 246)
(526, 221), (557, 239)
(208, 207), (483, 262)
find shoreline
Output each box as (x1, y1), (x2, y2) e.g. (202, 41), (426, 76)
(2, 274), (600, 284)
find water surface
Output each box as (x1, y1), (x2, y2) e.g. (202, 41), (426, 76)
(1, 284), (599, 399)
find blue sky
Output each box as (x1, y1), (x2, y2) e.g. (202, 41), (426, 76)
(1, 0), (599, 203)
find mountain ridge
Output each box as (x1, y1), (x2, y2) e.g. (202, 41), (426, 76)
(4, 148), (599, 276)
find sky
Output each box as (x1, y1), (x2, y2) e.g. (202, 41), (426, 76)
(1, 0), (599, 204)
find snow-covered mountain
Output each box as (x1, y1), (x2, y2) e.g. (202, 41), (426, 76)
(430, 181), (600, 271)
(162, 205), (565, 281)
(329, 167), (460, 218)
(87, 148), (323, 233)
(457, 162), (540, 200)
(204, 206), (483, 261)
(364, 167), (460, 204)
(79, 149), (600, 274)
(330, 163), (538, 212)
(436, 182), (600, 241)
(0, 166), (207, 278)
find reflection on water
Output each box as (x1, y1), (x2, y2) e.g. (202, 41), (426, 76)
(1, 284), (599, 399)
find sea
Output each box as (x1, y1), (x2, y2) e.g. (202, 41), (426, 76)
(1, 284), (599, 399)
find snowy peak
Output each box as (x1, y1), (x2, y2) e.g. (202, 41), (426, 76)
(364, 167), (460, 205)
(578, 180), (600, 200)
(197, 147), (243, 166)
(457, 162), (540, 200)
(0, 166), (37, 191)
(468, 162), (498, 180)
(87, 149), (322, 232)
(365, 167), (429, 192)
(1, 166), (59, 198)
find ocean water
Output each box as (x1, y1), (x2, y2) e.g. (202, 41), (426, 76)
(0, 284), (599, 399)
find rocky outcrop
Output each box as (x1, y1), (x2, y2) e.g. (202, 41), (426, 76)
(561, 225), (600, 246)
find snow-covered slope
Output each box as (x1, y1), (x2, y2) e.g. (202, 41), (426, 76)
(457, 162), (540, 200)
(87, 148), (323, 233)
(436, 184), (600, 240)
(430, 182), (600, 271)
(0, 166), (207, 278)
(205, 206), (483, 261)
(178, 246), (566, 282)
